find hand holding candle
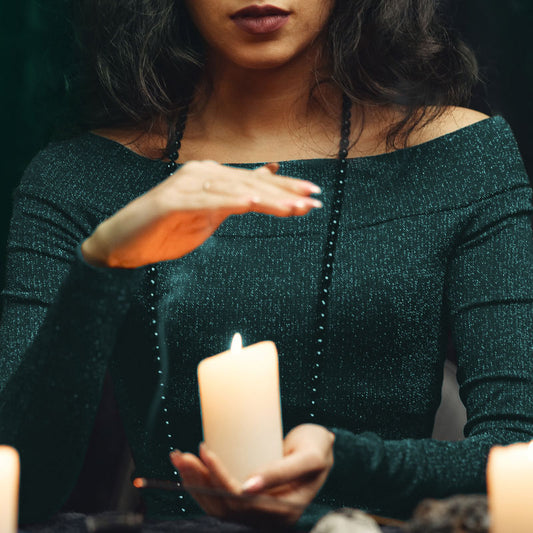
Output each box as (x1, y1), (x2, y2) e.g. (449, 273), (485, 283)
(168, 334), (335, 525)
(170, 422), (335, 525)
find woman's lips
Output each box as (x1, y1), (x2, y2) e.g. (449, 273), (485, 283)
(231, 5), (290, 35)
(232, 14), (289, 34)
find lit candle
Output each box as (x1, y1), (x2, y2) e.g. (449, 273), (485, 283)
(197, 333), (283, 482)
(0, 446), (19, 533)
(487, 441), (533, 533)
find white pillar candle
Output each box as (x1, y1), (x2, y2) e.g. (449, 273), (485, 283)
(198, 333), (283, 482)
(0, 446), (19, 533)
(487, 441), (533, 533)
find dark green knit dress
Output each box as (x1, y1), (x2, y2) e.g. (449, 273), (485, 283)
(1, 116), (532, 529)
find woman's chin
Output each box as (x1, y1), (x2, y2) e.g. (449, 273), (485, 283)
(222, 47), (308, 72)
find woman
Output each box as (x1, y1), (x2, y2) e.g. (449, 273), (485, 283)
(1, 0), (532, 529)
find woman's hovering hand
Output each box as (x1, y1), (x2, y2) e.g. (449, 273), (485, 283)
(81, 160), (322, 268)
(169, 424), (335, 526)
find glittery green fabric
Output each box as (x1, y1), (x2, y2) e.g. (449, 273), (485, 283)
(1, 116), (532, 528)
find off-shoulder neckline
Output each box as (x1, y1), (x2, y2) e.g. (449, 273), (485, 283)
(86, 115), (504, 167)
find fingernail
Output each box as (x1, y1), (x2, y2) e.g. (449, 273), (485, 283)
(242, 475), (264, 492)
(307, 183), (322, 194)
(310, 199), (323, 208)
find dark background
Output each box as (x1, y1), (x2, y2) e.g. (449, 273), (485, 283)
(1, 0), (76, 286)
(1, 1), (532, 288)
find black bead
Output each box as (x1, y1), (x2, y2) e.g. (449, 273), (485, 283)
(169, 152), (179, 162)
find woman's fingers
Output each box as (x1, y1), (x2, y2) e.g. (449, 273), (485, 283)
(260, 172), (322, 196)
(199, 443), (242, 494)
(167, 425), (335, 526)
(83, 158), (323, 268)
(203, 191), (321, 218)
(170, 162), (322, 217)
(241, 424), (335, 496)
(180, 160), (322, 200)
(198, 444), (301, 522)
(196, 190), (322, 219)
(170, 450), (211, 485)
(242, 165), (322, 201)
(205, 169), (321, 207)
(241, 449), (325, 494)
(251, 164), (322, 195)
(170, 450), (226, 516)
(169, 443), (314, 525)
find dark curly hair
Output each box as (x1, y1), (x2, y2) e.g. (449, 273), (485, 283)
(74, 0), (478, 152)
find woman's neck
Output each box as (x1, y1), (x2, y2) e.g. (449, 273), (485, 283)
(94, 46), (386, 164)
(182, 46), (341, 162)
(197, 52), (338, 134)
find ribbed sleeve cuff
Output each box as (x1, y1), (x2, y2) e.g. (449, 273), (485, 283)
(321, 429), (386, 502)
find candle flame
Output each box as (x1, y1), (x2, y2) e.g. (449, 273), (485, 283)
(231, 333), (243, 354)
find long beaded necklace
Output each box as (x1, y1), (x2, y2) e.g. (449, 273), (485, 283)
(309, 94), (351, 419)
(147, 95), (351, 514)
(145, 107), (190, 514)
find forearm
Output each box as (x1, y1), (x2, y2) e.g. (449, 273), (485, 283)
(323, 427), (533, 519)
(0, 249), (142, 523)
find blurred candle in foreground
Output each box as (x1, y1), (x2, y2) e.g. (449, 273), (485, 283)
(487, 441), (533, 533)
(0, 446), (19, 533)
(197, 333), (283, 482)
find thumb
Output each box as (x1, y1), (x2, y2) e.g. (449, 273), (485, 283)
(241, 450), (326, 493)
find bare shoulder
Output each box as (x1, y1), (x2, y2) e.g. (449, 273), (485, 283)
(408, 106), (491, 147)
(352, 106), (491, 157)
(91, 127), (166, 159)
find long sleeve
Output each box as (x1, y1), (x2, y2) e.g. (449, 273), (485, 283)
(321, 156), (533, 518)
(3, 120), (530, 529)
(0, 153), (143, 523)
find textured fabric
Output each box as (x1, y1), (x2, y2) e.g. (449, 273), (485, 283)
(19, 511), (401, 532)
(1, 116), (532, 529)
